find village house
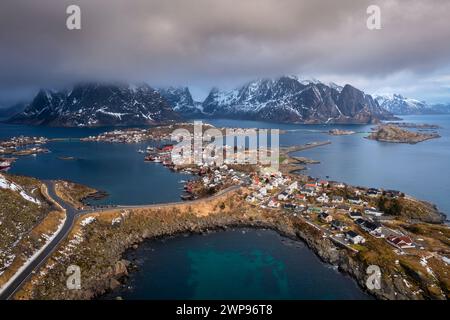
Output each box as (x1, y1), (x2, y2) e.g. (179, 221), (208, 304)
(304, 182), (318, 191)
(345, 231), (366, 244)
(307, 207), (322, 214)
(316, 193), (329, 203)
(331, 220), (346, 231)
(319, 180), (329, 187)
(333, 182), (346, 189)
(365, 208), (384, 217)
(367, 188), (381, 197)
(348, 211), (363, 219)
(267, 198), (280, 208)
(278, 191), (289, 201)
(348, 197), (363, 205)
(300, 188), (316, 197)
(387, 235), (414, 249)
(287, 181), (298, 193)
(356, 219), (383, 235)
(332, 196), (344, 204)
(283, 203), (296, 210)
(319, 212), (333, 223)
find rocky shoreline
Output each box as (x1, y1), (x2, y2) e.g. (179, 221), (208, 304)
(95, 216), (424, 301)
(16, 185), (448, 300)
(367, 124), (441, 144)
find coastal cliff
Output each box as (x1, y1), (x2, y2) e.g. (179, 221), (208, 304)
(15, 188), (449, 300)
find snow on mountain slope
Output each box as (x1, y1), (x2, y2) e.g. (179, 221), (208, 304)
(198, 76), (393, 123)
(374, 94), (430, 115)
(8, 83), (180, 127)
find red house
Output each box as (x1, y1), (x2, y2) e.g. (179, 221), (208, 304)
(387, 235), (414, 249)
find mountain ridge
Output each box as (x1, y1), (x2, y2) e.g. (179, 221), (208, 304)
(8, 83), (181, 127)
(169, 76), (395, 124)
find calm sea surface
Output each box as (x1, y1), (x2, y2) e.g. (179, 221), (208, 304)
(103, 229), (370, 300)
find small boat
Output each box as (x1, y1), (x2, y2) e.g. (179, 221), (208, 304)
(180, 194), (194, 201)
(137, 149), (145, 154)
(0, 161), (11, 170)
(153, 157), (162, 163)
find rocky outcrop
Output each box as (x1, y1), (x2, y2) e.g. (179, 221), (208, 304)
(367, 124), (440, 144)
(328, 129), (356, 136)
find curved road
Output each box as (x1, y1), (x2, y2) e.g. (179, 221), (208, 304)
(0, 182), (240, 300)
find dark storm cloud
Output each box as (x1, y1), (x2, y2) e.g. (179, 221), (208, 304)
(1, 0), (450, 104)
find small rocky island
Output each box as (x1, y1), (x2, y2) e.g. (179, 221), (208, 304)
(367, 124), (440, 144)
(328, 129), (356, 136)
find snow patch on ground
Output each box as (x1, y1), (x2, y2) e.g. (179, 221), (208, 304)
(80, 216), (96, 227)
(0, 174), (41, 205)
(0, 216), (65, 295)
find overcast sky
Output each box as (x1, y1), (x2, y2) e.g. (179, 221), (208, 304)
(1, 0), (450, 106)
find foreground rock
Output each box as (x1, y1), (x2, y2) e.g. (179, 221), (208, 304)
(367, 124), (440, 144)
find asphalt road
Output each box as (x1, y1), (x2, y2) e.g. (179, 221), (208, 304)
(0, 181), (85, 300)
(0, 183), (240, 300)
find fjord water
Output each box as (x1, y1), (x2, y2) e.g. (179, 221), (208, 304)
(0, 124), (193, 205)
(1, 115), (449, 214)
(105, 229), (370, 300)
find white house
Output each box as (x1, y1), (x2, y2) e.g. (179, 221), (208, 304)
(365, 209), (384, 217)
(345, 231), (366, 244)
(268, 199), (280, 208)
(278, 192), (289, 201)
(316, 193), (329, 203)
(287, 181), (298, 193)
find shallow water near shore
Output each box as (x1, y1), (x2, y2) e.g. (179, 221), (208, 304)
(103, 229), (371, 300)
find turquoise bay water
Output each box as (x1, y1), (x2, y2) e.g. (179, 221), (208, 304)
(105, 229), (370, 300)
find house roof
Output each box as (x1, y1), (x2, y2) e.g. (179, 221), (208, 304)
(346, 231), (359, 238)
(387, 235), (412, 245)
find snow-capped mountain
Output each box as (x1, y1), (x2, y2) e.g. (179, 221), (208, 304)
(374, 94), (430, 115)
(8, 83), (180, 127)
(156, 87), (203, 117)
(196, 76), (393, 123)
(375, 94), (450, 115)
